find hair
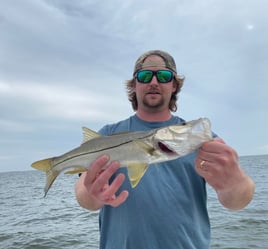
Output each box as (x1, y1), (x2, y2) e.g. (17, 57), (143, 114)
(126, 74), (184, 112)
(126, 50), (185, 112)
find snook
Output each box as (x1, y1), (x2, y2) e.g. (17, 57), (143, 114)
(32, 118), (212, 196)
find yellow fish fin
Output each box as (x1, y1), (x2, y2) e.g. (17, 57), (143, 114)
(31, 158), (52, 172)
(126, 162), (149, 188)
(31, 158), (59, 197)
(64, 167), (87, 175)
(134, 140), (156, 156)
(82, 127), (101, 144)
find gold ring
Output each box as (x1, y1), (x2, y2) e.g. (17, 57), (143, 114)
(200, 160), (206, 169)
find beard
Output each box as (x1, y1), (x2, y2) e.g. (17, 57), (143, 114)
(142, 93), (165, 109)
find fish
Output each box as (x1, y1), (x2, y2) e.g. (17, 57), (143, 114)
(31, 117), (212, 196)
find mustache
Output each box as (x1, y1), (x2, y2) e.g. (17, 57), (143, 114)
(146, 87), (160, 94)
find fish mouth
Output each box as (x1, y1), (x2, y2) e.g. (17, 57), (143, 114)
(158, 142), (176, 155)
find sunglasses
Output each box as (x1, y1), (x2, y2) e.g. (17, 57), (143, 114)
(135, 70), (174, 84)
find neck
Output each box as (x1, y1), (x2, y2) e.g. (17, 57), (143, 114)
(136, 109), (172, 122)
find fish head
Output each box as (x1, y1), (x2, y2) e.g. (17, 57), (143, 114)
(153, 118), (213, 157)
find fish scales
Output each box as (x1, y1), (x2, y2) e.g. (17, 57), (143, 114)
(31, 118), (212, 196)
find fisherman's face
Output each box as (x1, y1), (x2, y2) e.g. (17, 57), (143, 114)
(134, 55), (176, 112)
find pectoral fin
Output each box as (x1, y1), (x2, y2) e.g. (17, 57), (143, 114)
(134, 140), (156, 156)
(126, 163), (149, 188)
(64, 167), (87, 175)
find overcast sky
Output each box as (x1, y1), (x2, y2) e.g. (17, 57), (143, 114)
(1, 0), (267, 172)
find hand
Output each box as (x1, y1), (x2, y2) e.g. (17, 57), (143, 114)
(78, 154), (129, 210)
(195, 138), (254, 210)
(195, 137), (240, 191)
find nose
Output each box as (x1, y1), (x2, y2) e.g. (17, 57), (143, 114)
(149, 75), (159, 85)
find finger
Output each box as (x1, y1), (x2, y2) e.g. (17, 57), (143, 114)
(100, 173), (126, 201)
(107, 190), (129, 207)
(204, 138), (226, 153)
(199, 140), (226, 157)
(84, 154), (110, 185)
(201, 140), (238, 166)
(195, 157), (206, 172)
(196, 146), (214, 164)
(92, 161), (120, 193)
(195, 158), (213, 176)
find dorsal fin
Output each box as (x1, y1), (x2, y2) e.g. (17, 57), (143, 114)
(82, 127), (101, 144)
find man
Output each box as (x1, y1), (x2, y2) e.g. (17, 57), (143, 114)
(75, 50), (255, 249)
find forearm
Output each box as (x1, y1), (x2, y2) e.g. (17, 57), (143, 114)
(75, 173), (103, 211)
(216, 173), (255, 210)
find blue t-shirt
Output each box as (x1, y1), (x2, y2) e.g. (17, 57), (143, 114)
(98, 115), (210, 249)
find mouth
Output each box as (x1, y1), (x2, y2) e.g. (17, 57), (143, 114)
(146, 91), (161, 96)
(158, 142), (176, 155)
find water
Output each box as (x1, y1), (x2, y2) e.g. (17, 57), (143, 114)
(207, 155), (268, 249)
(0, 155), (267, 249)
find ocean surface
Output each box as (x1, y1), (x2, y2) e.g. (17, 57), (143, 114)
(0, 154), (267, 249)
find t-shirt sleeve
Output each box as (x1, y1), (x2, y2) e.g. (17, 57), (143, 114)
(98, 125), (110, 136)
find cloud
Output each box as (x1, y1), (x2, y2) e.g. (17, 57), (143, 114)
(0, 81), (131, 127)
(0, 0), (267, 172)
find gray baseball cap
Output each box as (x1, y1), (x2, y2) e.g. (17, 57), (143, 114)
(133, 50), (177, 75)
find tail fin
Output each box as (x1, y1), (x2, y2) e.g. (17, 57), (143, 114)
(31, 158), (59, 197)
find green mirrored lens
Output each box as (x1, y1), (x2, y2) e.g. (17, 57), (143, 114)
(156, 70), (173, 83)
(137, 70), (153, 83)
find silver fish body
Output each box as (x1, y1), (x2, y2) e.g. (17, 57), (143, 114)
(31, 118), (212, 196)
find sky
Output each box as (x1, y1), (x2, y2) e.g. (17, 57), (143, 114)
(0, 0), (267, 172)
